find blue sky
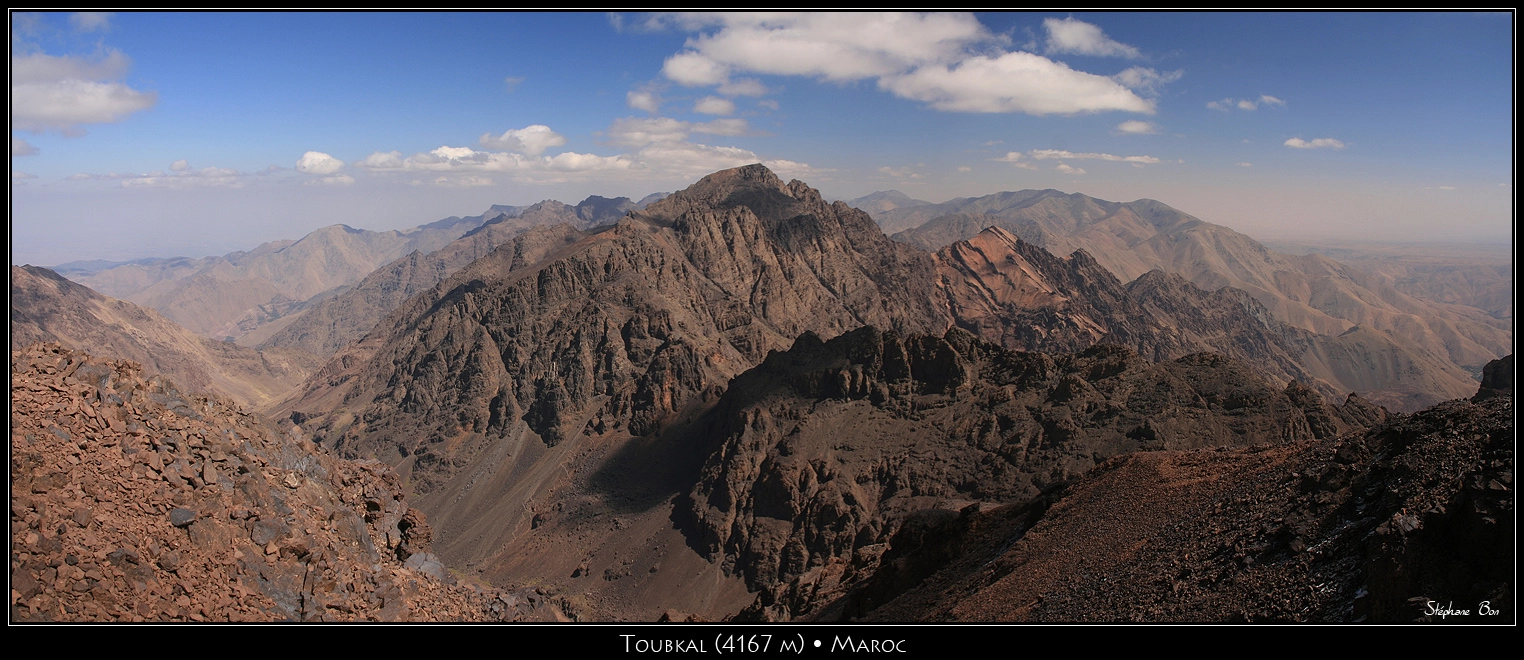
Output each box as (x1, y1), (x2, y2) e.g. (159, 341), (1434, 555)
(10, 12), (1514, 265)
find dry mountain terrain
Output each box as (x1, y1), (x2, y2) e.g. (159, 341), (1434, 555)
(10, 265), (314, 409)
(883, 189), (1509, 406)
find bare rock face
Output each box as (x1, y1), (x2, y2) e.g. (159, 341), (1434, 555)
(679, 325), (1382, 620)
(9, 343), (559, 622)
(935, 228), (1476, 411)
(256, 197), (633, 360)
(889, 189), (1504, 407)
(283, 164), (947, 497)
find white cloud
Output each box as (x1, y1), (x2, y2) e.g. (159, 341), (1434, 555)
(1235, 162), (1252, 167)
(878, 166), (923, 180)
(478, 124), (567, 155)
(503, 76), (524, 92)
(880, 52), (1154, 115)
(693, 96), (736, 115)
(1055, 163), (1086, 175)
(1115, 119), (1159, 135)
(1284, 137), (1346, 150)
(1043, 17), (1141, 59)
(70, 12), (112, 32)
(958, 165), (972, 172)
(1209, 95), (1285, 112)
(1437, 185), (1455, 190)
(10, 50), (157, 134)
(12, 136), (38, 156)
(718, 78), (768, 96)
(692, 118), (750, 136)
(1028, 149), (1160, 164)
(657, 13), (1160, 116)
(13, 170), (38, 179)
(991, 152), (1036, 169)
(757, 99), (779, 110)
(627, 90), (661, 113)
(607, 117), (693, 147)
(663, 51), (732, 86)
(295, 151), (345, 175)
(1112, 67), (1182, 95)
(357, 151), (404, 169)
(427, 175), (493, 188)
(170, 159), (189, 172)
(302, 174), (355, 186)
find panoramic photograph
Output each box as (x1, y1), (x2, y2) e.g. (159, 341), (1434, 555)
(9, 12), (1513, 626)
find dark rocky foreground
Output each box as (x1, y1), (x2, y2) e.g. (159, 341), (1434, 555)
(9, 343), (560, 622)
(832, 356), (1514, 623)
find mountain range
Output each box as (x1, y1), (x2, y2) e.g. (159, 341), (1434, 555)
(12, 165), (1511, 623)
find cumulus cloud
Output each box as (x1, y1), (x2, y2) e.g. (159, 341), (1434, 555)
(1055, 163), (1086, 175)
(659, 13), (1157, 116)
(303, 174), (355, 186)
(880, 52), (1154, 114)
(607, 117), (693, 148)
(13, 170), (38, 179)
(718, 78), (768, 97)
(1284, 137), (1346, 150)
(1112, 67), (1182, 95)
(607, 116), (752, 147)
(691, 118), (750, 136)
(757, 99), (779, 110)
(170, 159), (189, 172)
(693, 96), (736, 115)
(1028, 149), (1160, 164)
(991, 152), (1037, 169)
(1043, 17), (1140, 59)
(70, 12), (112, 32)
(478, 124), (567, 155)
(295, 151), (345, 175)
(357, 114), (809, 185)
(958, 165), (972, 172)
(10, 50), (157, 134)
(1114, 119), (1160, 135)
(13, 136), (39, 156)
(358, 151), (405, 169)
(1209, 95), (1285, 112)
(627, 90), (661, 113)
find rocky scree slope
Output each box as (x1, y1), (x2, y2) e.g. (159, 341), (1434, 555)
(9, 343), (559, 622)
(849, 356), (1513, 623)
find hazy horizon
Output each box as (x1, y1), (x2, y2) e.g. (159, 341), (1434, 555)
(11, 12), (1514, 266)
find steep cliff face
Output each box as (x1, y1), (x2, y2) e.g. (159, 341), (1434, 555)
(889, 190), (1508, 398)
(279, 165), (947, 498)
(679, 325), (1384, 619)
(935, 228), (1477, 411)
(253, 197), (636, 361)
